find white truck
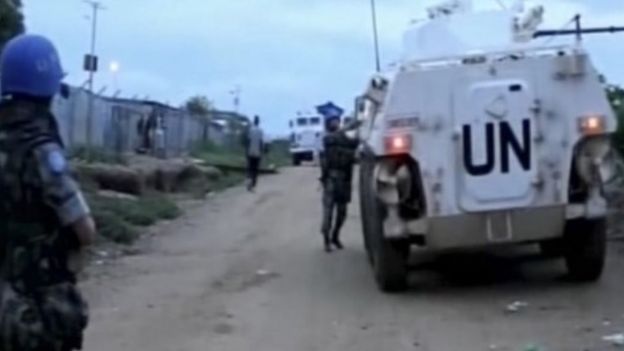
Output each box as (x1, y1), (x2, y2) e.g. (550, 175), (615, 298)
(289, 115), (324, 166)
(356, 1), (622, 292)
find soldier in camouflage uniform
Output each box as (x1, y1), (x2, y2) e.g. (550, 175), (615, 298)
(0, 35), (97, 351)
(319, 115), (361, 253)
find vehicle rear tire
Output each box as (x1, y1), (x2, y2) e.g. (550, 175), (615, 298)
(539, 238), (564, 257)
(292, 154), (301, 166)
(564, 218), (607, 282)
(373, 239), (409, 293)
(359, 160), (374, 265)
(361, 159), (409, 292)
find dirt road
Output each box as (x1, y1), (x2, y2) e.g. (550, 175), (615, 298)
(83, 167), (624, 351)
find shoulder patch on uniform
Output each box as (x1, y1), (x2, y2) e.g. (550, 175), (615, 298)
(46, 150), (67, 174)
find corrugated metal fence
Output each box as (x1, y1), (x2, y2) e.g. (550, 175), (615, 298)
(51, 87), (230, 158)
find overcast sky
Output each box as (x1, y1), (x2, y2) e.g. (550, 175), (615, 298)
(23, 0), (624, 135)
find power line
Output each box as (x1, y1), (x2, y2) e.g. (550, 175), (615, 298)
(83, 0), (106, 148)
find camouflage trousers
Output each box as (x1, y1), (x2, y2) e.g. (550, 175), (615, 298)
(321, 176), (352, 240)
(0, 281), (88, 351)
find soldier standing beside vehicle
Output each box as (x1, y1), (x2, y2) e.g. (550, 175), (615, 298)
(0, 34), (97, 351)
(319, 113), (361, 252)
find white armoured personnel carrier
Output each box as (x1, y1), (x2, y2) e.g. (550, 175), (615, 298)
(356, 0), (624, 292)
(288, 114), (324, 166)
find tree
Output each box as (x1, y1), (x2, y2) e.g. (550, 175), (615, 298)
(606, 84), (624, 153)
(0, 0), (25, 53)
(184, 95), (215, 143)
(184, 95), (214, 117)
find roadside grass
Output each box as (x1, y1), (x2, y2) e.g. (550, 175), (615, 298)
(76, 139), (286, 246)
(92, 210), (138, 245)
(70, 145), (128, 165)
(214, 171), (246, 190)
(192, 141), (246, 168)
(83, 171), (240, 245)
(192, 140), (291, 169)
(87, 192), (181, 245)
(264, 140), (291, 168)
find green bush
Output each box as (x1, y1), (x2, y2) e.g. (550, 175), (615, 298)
(141, 194), (182, 220)
(264, 139), (291, 167)
(87, 192), (181, 245)
(607, 85), (624, 154)
(193, 139), (291, 169)
(214, 172), (246, 191)
(93, 210), (138, 245)
(90, 193), (181, 227)
(192, 141), (246, 168)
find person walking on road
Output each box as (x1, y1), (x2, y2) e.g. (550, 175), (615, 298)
(319, 114), (361, 252)
(244, 115), (265, 192)
(0, 34), (97, 351)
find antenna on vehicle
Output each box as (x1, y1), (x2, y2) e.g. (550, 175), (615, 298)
(533, 14), (624, 40)
(369, 0), (382, 72)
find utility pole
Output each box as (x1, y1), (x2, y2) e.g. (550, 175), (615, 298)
(230, 85), (242, 114)
(83, 0), (105, 148)
(370, 0), (381, 72)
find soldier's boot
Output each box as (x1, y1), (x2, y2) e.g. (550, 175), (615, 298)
(331, 231), (344, 250)
(321, 198), (335, 253)
(331, 204), (347, 250)
(322, 231), (333, 253)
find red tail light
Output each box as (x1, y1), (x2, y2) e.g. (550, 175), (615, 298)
(384, 134), (412, 154)
(578, 115), (606, 136)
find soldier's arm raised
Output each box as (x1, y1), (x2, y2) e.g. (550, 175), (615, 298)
(340, 120), (363, 149)
(341, 119), (363, 132)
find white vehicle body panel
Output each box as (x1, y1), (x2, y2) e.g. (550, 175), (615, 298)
(366, 49), (615, 220)
(453, 76), (537, 211)
(356, 2), (620, 282)
(289, 116), (324, 159)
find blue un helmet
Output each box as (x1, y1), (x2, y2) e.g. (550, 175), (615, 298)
(0, 34), (64, 98)
(316, 101), (344, 131)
